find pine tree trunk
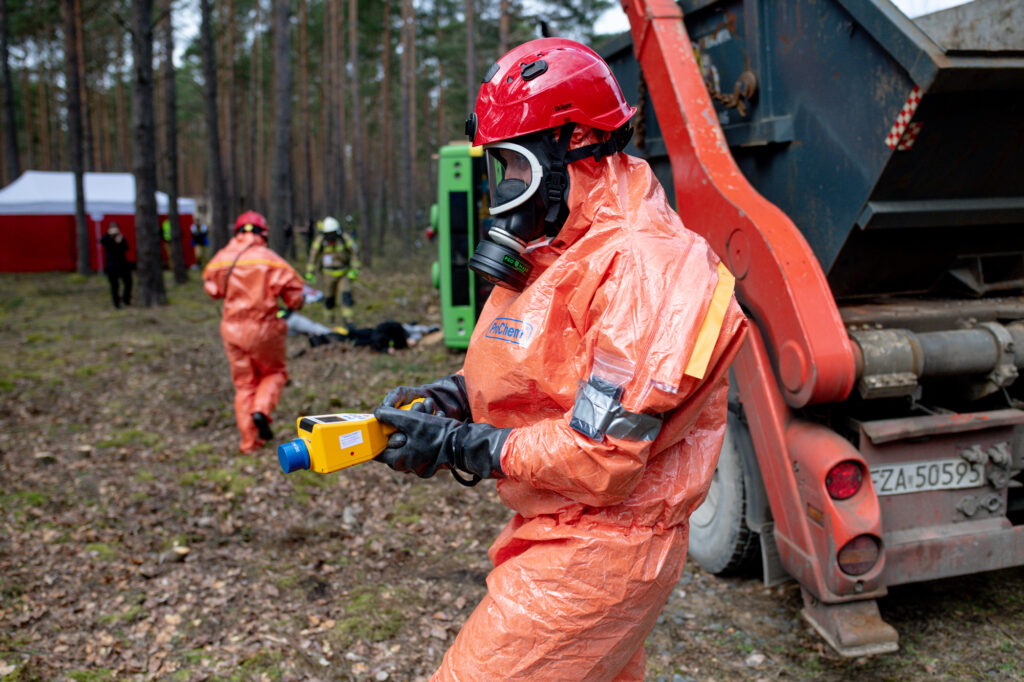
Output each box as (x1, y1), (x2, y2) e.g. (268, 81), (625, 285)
(348, 0), (370, 266)
(51, 48), (65, 169)
(409, 2), (417, 238)
(115, 39), (129, 169)
(40, 54), (55, 168)
(376, 0), (392, 251)
(436, 20), (444, 149)
(200, 0), (229, 251)
(255, 2), (266, 210)
(154, 55), (165, 181)
(62, 0), (90, 274)
(333, 0), (346, 218)
(299, 0), (312, 227)
(24, 70), (36, 169)
(19, 70), (32, 170)
(162, 0), (186, 283)
(465, 0), (475, 114)
(95, 89), (108, 170)
(245, 1), (260, 211)
(268, 0), (292, 254)
(499, 0), (509, 58)
(73, 0), (92, 172)
(93, 87), (105, 170)
(400, 0), (412, 248)
(131, 0), (166, 305)
(432, 17), (442, 198)
(1, 0), (20, 183)
(215, 1), (225, 203)
(0, 104), (5, 185)
(320, 0), (333, 217)
(224, 0), (237, 216)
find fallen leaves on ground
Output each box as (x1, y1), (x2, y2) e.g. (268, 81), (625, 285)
(1, 266), (1023, 681)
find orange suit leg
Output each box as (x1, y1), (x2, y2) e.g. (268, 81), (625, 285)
(616, 639), (647, 682)
(225, 342), (262, 452)
(432, 521), (687, 682)
(249, 327), (288, 420)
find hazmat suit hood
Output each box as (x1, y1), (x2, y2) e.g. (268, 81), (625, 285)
(227, 230), (269, 255)
(233, 230), (268, 245)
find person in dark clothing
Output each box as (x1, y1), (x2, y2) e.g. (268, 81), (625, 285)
(191, 222), (210, 268)
(309, 321), (407, 353)
(282, 221), (296, 260)
(99, 222), (133, 308)
(304, 220), (315, 257)
(307, 320), (440, 354)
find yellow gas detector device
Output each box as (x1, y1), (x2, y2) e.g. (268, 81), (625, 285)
(277, 399), (423, 474)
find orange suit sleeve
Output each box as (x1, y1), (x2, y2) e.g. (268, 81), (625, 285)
(499, 245), (746, 508)
(270, 258), (305, 310)
(202, 252), (228, 299)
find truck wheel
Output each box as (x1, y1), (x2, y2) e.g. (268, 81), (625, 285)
(688, 408), (760, 575)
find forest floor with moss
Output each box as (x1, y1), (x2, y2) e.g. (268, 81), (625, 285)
(1, 261), (1023, 681)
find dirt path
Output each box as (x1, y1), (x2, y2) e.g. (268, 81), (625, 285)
(1, 270), (1022, 681)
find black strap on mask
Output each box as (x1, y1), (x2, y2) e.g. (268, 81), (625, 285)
(564, 123), (634, 164)
(541, 122), (576, 226)
(539, 121), (635, 228)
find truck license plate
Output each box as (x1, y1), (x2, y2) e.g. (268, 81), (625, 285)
(869, 458), (984, 496)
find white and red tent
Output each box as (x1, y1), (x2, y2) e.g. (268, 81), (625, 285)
(0, 171), (196, 272)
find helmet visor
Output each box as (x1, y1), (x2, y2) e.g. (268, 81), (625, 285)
(484, 142), (544, 215)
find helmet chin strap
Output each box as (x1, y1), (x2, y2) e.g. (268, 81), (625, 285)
(541, 123), (576, 229)
(541, 121), (635, 232)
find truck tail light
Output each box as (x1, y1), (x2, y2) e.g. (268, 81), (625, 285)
(837, 535), (881, 576)
(826, 460), (863, 500)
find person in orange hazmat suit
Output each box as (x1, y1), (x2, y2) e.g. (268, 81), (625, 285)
(203, 211), (305, 453)
(372, 38), (748, 681)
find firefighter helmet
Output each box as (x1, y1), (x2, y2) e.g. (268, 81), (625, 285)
(234, 210), (268, 235)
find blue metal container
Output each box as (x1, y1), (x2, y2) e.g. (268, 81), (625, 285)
(602, 0), (1024, 300)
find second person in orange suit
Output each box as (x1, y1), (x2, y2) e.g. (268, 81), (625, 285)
(203, 211), (305, 453)
(373, 39), (748, 680)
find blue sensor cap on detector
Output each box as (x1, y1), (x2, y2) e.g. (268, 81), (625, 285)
(278, 439), (311, 474)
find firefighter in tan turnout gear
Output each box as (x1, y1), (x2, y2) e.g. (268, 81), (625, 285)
(306, 216), (360, 326)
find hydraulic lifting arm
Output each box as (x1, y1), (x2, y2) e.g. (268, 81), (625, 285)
(619, 0), (855, 408)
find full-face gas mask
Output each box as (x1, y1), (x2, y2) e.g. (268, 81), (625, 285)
(469, 129), (568, 291)
(465, 36), (637, 291)
(467, 120), (633, 292)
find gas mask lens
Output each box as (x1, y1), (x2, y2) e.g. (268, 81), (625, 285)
(470, 141), (547, 292)
(470, 124), (598, 292)
(485, 143), (543, 215)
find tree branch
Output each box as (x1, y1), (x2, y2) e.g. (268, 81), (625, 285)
(111, 11), (132, 37)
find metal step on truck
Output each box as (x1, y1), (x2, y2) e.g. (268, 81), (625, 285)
(603, 0), (1024, 656)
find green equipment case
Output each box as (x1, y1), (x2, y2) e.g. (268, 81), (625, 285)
(431, 143), (493, 349)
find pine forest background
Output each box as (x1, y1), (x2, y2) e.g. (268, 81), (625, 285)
(0, 0), (620, 280)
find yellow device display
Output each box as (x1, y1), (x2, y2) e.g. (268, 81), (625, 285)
(277, 399), (423, 474)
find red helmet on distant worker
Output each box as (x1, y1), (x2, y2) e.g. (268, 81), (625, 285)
(466, 38), (636, 146)
(234, 210), (268, 235)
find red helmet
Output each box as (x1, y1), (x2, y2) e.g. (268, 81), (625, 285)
(234, 210), (267, 235)
(467, 38), (636, 146)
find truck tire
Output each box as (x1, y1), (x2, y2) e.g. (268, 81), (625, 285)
(688, 407), (760, 575)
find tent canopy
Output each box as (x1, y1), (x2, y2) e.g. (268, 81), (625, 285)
(0, 171), (197, 216)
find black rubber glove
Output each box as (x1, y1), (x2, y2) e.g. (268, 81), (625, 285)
(381, 374), (472, 422)
(373, 405), (509, 481)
